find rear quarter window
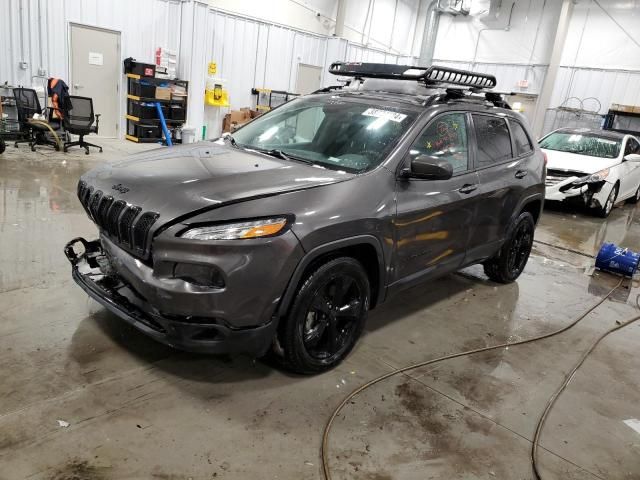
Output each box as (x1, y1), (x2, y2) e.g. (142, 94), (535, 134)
(511, 120), (533, 156)
(472, 115), (512, 167)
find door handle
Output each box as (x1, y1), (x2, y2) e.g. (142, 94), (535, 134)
(458, 184), (478, 194)
(515, 170), (528, 179)
(73, 84), (83, 89)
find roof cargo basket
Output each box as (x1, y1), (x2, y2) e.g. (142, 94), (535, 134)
(328, 62), (497, 90)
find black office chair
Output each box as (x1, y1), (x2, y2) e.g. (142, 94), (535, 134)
(13, 88), (59, 151)
(63, 96), (102, 155)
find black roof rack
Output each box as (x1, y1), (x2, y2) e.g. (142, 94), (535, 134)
(328, 62), (497, 90)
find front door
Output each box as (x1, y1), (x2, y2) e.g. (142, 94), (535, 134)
(392, 112), (479, 289)
(620, 137), (640, 199)
(70, 24), (120, 138)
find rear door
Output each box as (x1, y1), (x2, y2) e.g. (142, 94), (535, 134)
(393, 112), (480, 289)
(467, 114), (533, 262)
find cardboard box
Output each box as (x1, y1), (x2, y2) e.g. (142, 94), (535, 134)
(155, 87), (171, 100)
(222, 110), (254, 133)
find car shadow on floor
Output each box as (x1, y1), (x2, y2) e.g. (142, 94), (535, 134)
(70, 266), (520, 385)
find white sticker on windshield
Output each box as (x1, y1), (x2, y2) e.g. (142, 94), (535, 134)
(362, 108), (407, 123)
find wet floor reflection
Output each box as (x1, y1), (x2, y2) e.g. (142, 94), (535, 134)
(537, 201), (640, 257)
(0, 140), (154, 293)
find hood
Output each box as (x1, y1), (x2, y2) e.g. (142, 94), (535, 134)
(81, 143), (354, 224)
(542, 149), (619, 175)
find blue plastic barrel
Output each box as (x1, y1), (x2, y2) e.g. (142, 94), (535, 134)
(595, 242), (640, 277)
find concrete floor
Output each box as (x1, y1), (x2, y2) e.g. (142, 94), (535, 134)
(1, 139), (639, 480)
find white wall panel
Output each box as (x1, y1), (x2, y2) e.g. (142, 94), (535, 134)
(549, 67), (640, 114)
(203, 9), (329, 138)
(0, 0), (182, 137)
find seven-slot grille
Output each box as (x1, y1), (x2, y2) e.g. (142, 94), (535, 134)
(545, 169), (584, 187)
(77, 180), (159, 256)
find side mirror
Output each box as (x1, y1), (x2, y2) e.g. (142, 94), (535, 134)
(624, 153), (640, 162)
(403, 155), (453, 180)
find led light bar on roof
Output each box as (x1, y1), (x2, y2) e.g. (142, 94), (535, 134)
(328, 62), (497, 90)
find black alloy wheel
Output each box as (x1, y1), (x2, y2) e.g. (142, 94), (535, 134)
(281, 257), (370, 374)
(484, 211), (535, 284)
(506, 219), (534, 278)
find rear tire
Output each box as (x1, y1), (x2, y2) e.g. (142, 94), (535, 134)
(0, 140), (5, 154)
(596, 184), (618, 218)
(280, 257), (370, 374)
(483, 212), (535, 284)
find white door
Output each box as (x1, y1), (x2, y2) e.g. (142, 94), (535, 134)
(620, 137), (640, 199)
(70, 24), (120, 138)
(295, 64), (322, 95)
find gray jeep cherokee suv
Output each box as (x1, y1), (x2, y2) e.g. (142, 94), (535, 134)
(65, 63), (545, 373)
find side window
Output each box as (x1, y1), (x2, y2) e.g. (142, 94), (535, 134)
(624, 138), (640, 155)
(511, 120), (533, 156)
(472, 115), (513, 167)
(408, 113), (469, 175)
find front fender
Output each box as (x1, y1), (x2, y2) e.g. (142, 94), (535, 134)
(275, 235), (386, 319)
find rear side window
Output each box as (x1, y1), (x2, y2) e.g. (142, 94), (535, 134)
(409, 113), (469, 175)
(625, 138), (640, 155)
(511, 121), (533, 156)
(472, 115), (512, 167)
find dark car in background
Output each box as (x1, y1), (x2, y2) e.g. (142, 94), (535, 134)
(65, 63), (545, 373)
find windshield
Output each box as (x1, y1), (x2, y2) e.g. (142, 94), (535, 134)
(231, 96), (418, 173)
(539, 132), (621, 159)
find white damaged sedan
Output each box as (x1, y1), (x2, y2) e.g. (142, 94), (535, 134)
(541, 128), (640, 217)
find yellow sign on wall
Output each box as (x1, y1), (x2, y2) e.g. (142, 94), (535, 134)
(208, 62), (217, 75)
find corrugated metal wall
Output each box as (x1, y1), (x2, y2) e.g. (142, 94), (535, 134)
(1, 0), (425, 139)
(550, 67), (640, 115)
(1, 0), (182, 86)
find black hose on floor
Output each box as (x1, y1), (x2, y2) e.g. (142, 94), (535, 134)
(531, 312), (640, 479)
(321, 278), (636, 480)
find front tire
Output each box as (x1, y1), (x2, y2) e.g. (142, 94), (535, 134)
(280, 257), (370, 374)
(483, 212), (535, 284)
(596, 184), (618, 217)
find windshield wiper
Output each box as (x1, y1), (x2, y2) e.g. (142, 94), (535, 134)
(258, 148), (315, 166)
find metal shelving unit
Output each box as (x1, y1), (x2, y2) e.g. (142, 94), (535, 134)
(125, 73), (188, 144)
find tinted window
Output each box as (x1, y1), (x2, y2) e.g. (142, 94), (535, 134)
(539, 132), (621, 159)
(472, 115), (513, 167)
(408, 113), (469, 174)
(511, 121), (533, 156)
(625, 138), (640, 155)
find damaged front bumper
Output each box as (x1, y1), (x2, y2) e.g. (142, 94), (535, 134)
(64, 237), (278, 355)
(545, 177), (612, 210)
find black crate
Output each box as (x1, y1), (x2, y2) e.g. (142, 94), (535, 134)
(131, 102), (158, 119)
(135, 124), (160, 139)
(132, 81), (156, 98)
(128, 62), (156, 78)
(168, 104), (185, 121)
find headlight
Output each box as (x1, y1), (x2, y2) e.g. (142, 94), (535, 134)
(573, 168), (609, 184)
(180, 217), (288, 240)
